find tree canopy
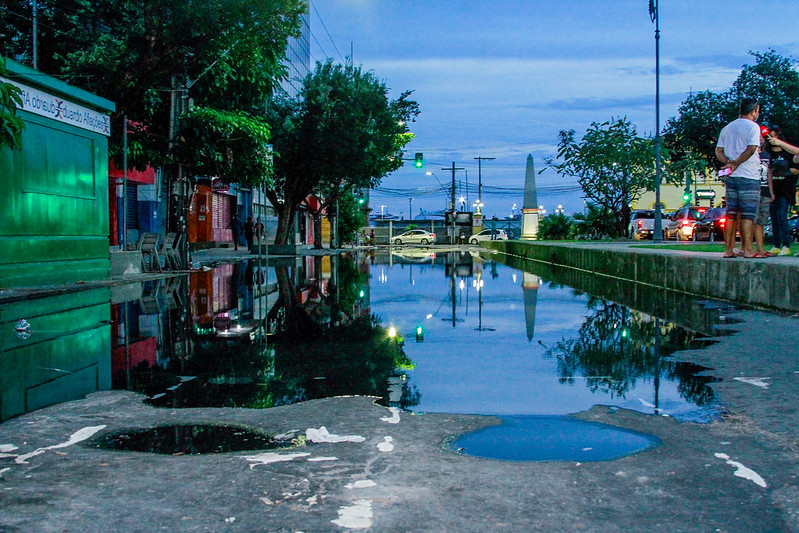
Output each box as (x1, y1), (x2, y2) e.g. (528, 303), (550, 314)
(547, 118), (657, 236)
(0, 58), (23, 151)
(665, 50), (799, 169)
(1, 0), (305, 174)
(264, 60), (419, 245)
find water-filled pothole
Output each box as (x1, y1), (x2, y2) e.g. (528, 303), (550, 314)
(450, 416), (661, 462)
(97, 425), (297, 455)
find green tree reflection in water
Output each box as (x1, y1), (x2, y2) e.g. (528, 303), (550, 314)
(266, 261), (419, 410)
(122, 257), (419, 410)
(546, 297), (718, 408)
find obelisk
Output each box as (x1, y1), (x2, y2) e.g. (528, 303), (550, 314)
(521, 154), (539, 239)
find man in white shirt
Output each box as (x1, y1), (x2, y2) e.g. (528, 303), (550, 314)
(715, 98), (762, 258)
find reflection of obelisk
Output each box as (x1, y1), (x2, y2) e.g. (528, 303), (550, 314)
(521, 154), (539, 239)
(522, 271), (539, 341)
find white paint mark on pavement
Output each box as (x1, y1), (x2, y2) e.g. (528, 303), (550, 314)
(0, 444), (18, 453)
(733, 377), (770, 388)
(380, 407), (401, 424)
(15, 425), (106, 464)
(307, 456), (338, 462)
(377, 436), (394, 452)
(241, 452), (310, 468)
(306, 426), (365, 443)
(332, 499), (373, 529)
(0, 468), (10, 475)
(345, 480), (377, 489)
(714, 453), (767, 488)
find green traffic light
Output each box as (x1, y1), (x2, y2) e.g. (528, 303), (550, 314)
(414, 152), (423, 168)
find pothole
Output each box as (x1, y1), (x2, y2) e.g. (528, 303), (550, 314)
(449, 415), (661, 462)
(96, 425), (300, 455)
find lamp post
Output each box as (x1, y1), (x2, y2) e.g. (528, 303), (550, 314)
(409, 197), (414, 220)
(650, 0), (663, 242)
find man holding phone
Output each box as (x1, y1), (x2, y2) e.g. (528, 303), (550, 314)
(715, 98), (763, 258)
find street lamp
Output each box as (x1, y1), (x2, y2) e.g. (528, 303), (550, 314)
(650, 0), (663, 242)
(473, 200), (484, 215)
(380, 204), (387, 218)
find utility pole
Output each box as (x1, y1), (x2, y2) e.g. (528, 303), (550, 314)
(442, 162), (464, 243)
(474, 156), (495, 208)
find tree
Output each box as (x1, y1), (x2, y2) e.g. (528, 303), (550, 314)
(665, 50), (799, 168)
(264, 60), (418, 246)
(0, 58), (23, 151)
(538, 213), (572, 240)
(571, 203), (617, 240)
(547, 118), (658, 236)
(1, 0), (305, 172)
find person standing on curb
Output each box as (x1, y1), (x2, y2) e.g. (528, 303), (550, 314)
(229, 213), (243, 251)
(244, 216), (255, 250)
(765, 127), (799, 255)
(716, 98), (763, 259)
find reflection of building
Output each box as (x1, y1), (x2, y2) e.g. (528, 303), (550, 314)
(522, 272), (540, 341)
(0, 289), (111, 422)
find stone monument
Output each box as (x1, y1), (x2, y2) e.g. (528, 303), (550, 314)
(521, 154), (539, 239)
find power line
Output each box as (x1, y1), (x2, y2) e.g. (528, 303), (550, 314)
(309, 0), (345, 63)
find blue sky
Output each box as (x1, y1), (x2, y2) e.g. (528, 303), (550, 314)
(309, 0), (799, 218)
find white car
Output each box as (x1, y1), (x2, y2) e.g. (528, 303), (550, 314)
(470, 229), (508, 244)
(392, 229), (436, 245)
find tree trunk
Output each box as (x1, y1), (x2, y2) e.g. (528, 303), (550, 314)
(312, 209), (323, 249)
(274, 202), (295, 246)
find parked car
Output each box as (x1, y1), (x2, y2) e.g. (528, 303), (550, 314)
(663, 206), (707, 240)
(470, 229), (508, 244)
(628, 209), (655, 240)
(692, 207), (727, 241)
(392, 229), (436, 245)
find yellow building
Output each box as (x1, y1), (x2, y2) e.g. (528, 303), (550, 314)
(634, 170), (725, 211)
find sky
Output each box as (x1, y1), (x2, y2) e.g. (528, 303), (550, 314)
(308, 0), (799, 219)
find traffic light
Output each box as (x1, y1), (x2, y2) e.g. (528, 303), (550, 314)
(415, 325), (424, 342)
(414, 153), (424, 168)
(682, 190), (691, 203)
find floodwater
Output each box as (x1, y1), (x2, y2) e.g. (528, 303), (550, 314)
(0, 250), (731, 445)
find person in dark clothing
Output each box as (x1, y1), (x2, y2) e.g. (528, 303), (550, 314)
(765, 126), (799, 255)
(244, 216), (255, 250)
(229, 214), (243, 251)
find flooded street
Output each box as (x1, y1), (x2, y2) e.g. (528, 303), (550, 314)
(3, 250), (726, 425)
(1, 248), (798, 532)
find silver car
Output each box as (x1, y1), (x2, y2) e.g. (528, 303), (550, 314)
(470, 229), (508, 244)
(392, 229), (436, 245)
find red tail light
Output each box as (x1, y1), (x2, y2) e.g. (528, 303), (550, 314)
(719, 217), (726, 228)
(681, 220), (692, 226)
(430, 233), (435, 237)
(637, 220), (643, 229)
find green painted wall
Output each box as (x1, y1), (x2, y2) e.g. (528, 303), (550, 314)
(0, 58), (115, 287)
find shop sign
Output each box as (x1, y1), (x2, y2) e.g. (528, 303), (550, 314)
(1, 76), (111, 136)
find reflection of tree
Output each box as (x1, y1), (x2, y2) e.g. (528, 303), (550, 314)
(547, 297), (718, 406)
(270, 314), (418, 409)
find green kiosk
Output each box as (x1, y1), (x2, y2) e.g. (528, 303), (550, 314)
(0, 59), (115, 421)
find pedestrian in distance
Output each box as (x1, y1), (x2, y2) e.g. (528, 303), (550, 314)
(229, 214), (243, 251)
(715, 98), (763, 258)
(244, 216), (255, 250)
(765, 126), (799, 255)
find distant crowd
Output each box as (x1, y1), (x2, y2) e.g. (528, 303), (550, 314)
(716, 98), (799, 258)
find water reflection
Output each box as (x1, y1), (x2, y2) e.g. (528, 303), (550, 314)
(2, 249), (729, 423)
(369, 250), (724, 422)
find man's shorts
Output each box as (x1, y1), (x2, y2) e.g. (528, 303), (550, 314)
(755, 192), (771, 226)
(724, 176), (760, 220)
